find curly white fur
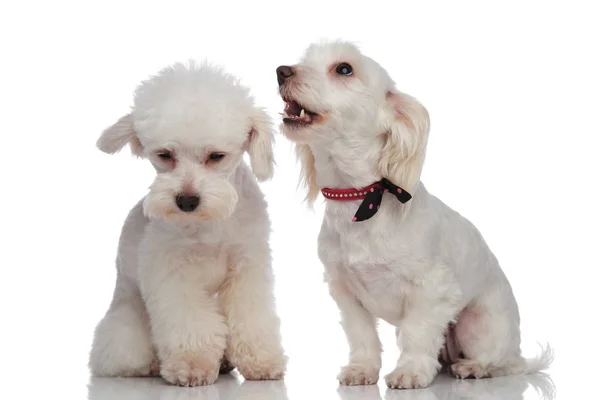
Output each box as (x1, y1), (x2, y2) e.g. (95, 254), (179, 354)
(277, 41), (553, 389)
(89, 61), (287, 386)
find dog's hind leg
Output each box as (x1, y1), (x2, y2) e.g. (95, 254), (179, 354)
(450, 283), (553, 379)
(88, 275), (158, 377)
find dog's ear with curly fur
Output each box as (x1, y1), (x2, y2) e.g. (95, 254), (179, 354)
(295, 143), (319, 207)
(378, 90), (430, 192)
(96, 113), (144, 157)
(247, 109), (276, 182)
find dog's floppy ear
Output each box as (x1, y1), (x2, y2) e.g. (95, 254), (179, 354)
(378, 90), (430, 192)
(247, 108), (275, 181)
(96, 113), (144, 157)
(295, 143), (319, 207)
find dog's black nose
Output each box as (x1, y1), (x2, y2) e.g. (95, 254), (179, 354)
(276, 65), (295, 86)
(175, 195), (200, 212)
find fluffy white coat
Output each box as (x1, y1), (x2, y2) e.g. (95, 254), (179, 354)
(277, 41), (553, 389)
(89, 61), (287, 386)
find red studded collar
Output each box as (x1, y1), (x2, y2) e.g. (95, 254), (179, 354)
(321, 183), (379, 201)
(321, 178), (412, 222)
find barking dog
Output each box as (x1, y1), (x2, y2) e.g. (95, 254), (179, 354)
(276, 41), (552, 389)
(89, 61), (287, 386)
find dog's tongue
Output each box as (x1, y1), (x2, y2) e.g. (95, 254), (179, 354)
(285, 101), (302, 117)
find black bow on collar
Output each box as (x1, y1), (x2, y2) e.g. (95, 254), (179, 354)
(352, 178), (412, 222)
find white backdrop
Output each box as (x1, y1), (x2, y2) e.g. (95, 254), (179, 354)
(1, 1), (598, 399)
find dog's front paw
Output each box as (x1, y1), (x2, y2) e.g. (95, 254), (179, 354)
(384, 358), (437, 389)
(338, 363), (379, 385)
(231, 345), (287, 381)
(160, 352), (220, 387)
(237, 356), (287, 381)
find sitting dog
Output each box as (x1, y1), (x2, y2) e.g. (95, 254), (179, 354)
(276, 41), (553, 389)
(89, 61), (287, 386)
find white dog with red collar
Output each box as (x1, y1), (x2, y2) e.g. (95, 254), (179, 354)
(277, 40), (553, 389)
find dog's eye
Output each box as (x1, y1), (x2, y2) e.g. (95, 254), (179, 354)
(207, 153), (225, 162)
(336, 63), (353, 76)
(157, 152), (173, 161)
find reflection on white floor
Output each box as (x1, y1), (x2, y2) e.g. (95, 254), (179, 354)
(88, 374), (286, 400)
(88, 371), (555, 400)
(337, 374), (555, 400)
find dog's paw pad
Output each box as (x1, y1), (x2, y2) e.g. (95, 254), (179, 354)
(337, 364), (379, 386)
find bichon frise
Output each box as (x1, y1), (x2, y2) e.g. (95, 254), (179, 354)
(89, 61), (287, 386)
(276, 41), (553, 389)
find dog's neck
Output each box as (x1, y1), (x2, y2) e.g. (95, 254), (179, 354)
(308, 133), (383, 190)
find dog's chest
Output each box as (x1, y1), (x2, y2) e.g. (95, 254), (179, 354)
(343, 260), (414, 324)
(323, 221), (414, 325)
(178, 243), (230, 294)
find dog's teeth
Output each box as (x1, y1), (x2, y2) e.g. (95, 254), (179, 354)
(300, 109), (305, 118)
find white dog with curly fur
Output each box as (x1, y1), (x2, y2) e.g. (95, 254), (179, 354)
(276, 41), (552, 389)
(89, 61), (287, 386)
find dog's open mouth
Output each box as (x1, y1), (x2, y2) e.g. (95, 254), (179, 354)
(282, 99), (319, 125)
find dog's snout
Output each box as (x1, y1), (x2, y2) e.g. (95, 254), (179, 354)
(175, 194), (200, 212)
(276, 65), (295, 86)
